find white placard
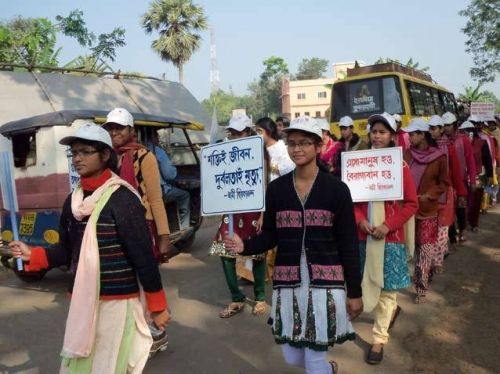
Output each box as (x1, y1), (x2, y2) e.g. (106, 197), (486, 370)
(341, 147), (403, 202)
(67, 157), (80, 191)
(200, 136), (265, 216)
(470, 102), (495, 121)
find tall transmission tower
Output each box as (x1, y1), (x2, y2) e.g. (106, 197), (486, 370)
(209, 27), (220, 94)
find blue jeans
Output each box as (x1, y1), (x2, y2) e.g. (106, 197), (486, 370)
(163, 186), (190, 229)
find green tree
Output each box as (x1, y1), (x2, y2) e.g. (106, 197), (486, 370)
(0, 10), (126, 72)
(201, 89), (258, 124)
(480, 91), (500, 112)
(248, 56), (289, 118)
(405, 57), (429, 72)
(142, 0), (208, 83)
(296, 57), (329, 80)
(374, 57), (429, 72)
(458, 83), (485, 102)
(459, 84), (500, 111)
(460, 0), (500, 83)
(0, 17), (60, 67)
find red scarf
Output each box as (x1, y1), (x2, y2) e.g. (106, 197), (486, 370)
(80, 169), (112, 192)
(114, 142), (147, 189)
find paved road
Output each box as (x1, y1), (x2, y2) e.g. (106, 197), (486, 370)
(1, 208), (498, 373)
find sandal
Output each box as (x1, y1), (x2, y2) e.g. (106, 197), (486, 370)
(366, 345), (384, 365)
(329, 360), (339, 373)
(219, 302), (245, 318)
(252, 301), (267, 315)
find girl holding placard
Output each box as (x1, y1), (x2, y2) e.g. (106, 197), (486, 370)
(354, 113), (418, 364)
(209, 113), (269, 318)
(224, 116), (363, 374)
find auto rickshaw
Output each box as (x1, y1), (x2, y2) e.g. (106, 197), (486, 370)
(0, 70), (216, 281)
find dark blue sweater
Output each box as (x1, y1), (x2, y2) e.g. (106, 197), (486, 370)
(243, 170), (362, 298)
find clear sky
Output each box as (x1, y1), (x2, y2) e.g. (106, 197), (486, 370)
(2, 0), (499, 101)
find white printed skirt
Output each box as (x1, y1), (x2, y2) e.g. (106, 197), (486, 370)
(269, 254), (355, 351)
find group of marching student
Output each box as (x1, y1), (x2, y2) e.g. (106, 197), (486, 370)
(7, 104), (499, 373)
(223, 110), (498, 372)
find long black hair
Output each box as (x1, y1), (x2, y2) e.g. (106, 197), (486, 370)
(255, 117), (280, 141)
(367, 121), (396, 148)
(70, 139), (119, 174)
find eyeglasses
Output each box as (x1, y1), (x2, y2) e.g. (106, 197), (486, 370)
(286, 141), (314, 149)
(67, 150), (99, 158)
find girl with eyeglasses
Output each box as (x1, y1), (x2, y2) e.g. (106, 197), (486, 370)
(224, 116), (363, 374)
(9, 124), (169, 373)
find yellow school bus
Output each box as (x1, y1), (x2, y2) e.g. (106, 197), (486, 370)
(329, 62), (458, 138)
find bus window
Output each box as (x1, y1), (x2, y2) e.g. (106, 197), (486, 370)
(331, 76), (402, 121)
(406, 81), (438, 116)
(441, 92), (457, 114)
(431, 88), (444, 115)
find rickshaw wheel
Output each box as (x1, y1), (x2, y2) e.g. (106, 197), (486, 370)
(14, 269), (47, 282)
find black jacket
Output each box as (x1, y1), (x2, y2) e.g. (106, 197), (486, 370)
(242, 170), (362, 298)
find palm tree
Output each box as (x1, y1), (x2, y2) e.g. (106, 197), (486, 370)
(142, 0), (208, 83)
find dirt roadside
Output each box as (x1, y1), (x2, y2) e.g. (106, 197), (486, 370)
(400, 206), (499, 373)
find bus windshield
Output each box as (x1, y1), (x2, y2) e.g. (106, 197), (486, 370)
(331, 76), (403, 121)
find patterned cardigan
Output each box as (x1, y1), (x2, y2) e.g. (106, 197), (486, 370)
(242, 170), (362, 298)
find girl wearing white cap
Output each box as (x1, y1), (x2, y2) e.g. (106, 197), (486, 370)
(428, 115), (468, 268)
(354, 113), (417, 364)
(442, 112), (477, 244)
(211, 113), (269, 317)
(102, 108), (171, 263)
(458, 121), (494, 231)
(224, 115), (363, 374)
(403, 118), (449, 303)
(9, 124), (170, 373)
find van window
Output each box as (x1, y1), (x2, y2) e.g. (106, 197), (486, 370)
(12, 132), (36, 168)
(331, 76), (403, 121)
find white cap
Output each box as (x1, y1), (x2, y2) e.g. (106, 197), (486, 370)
(60, 123), (113, 148)
(103, 108), (134, 128)
(283, 116), (322, 139)
(392, 114), (402, 122)
(467, 114), (480, 122)
(403, 117), (429, 133)
(338, 116), (354, 127)
(227, 113), (252, 132)
(367, 112), (397, 132)
(442, 112), (457, 125)
(316, 118), (331, 132)
(428, 115), (444, 127)
(458, 121), (474, 130)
